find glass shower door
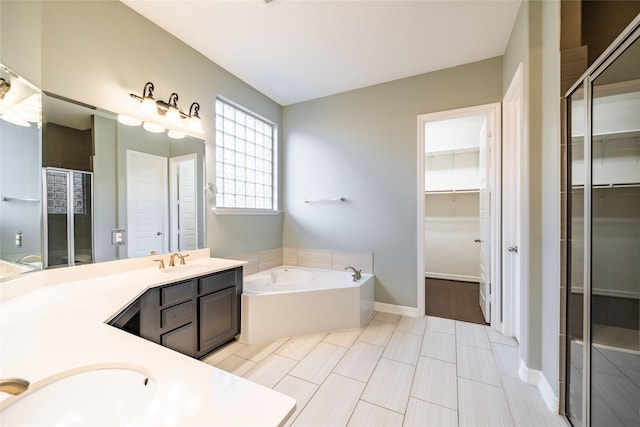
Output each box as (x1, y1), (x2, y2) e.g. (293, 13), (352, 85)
(588, 32), (640, 427)
(566, 84), (585, 427)
(45, 168), (93, 268)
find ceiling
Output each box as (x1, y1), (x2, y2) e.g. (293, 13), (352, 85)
(121, 0), (521, 106)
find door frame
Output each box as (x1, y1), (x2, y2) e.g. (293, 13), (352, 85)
(169, 153), (198, 252)
(502, 63), (524, 340)
(417, 102), (502, 325)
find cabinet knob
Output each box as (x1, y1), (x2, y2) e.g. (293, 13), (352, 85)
(507, 246), (518, 253)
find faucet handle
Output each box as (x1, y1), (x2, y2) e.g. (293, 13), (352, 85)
(0, 378), (29, 395)
(180, 254), (189, 265)
(154, 259), (165, 269)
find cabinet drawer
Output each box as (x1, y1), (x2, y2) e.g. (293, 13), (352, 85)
(161, 323), (195, 356)
(161, 301), (193, 330)
(199, 269), (238, 295)
(160, 280), (194, 306)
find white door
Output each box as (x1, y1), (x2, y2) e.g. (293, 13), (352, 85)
(127, 150), (168, 258)
(478, 118), (491, 322)
(170, 154), (197, 252)
(502, 65), (523, 341)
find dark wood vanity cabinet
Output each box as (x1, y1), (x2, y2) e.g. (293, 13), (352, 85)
(121, 266), (242, 359)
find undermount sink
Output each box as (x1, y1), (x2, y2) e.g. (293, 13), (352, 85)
(161, 264), (210, 274)
(0, 367), (156, 426)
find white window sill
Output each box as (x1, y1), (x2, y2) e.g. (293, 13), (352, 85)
(212, 208), (282, 216)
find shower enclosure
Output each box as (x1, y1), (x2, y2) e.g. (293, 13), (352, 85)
(43, 168), (93, 268)
(565, 15), (639, 427)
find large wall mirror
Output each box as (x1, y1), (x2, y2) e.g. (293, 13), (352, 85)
(0, 65), (42, 279)
(0, 64), (206, 281)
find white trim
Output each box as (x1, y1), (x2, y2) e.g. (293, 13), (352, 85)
(538, 372), (560, 413)
(518, 360), (560, 413)
(425, 273), (480, 283)
(502, 62), (524, 340)
(212, 208), (282, 216)
(373, 302), (420, 317)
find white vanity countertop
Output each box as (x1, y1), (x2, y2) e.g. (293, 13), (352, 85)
(0, 250), (296, 426)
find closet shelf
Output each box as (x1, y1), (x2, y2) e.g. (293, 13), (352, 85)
(425, 147), (480, 157)
(425, 189), (480, 194)
(570, 183), (640, 189)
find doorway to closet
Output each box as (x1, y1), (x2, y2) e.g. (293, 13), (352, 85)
(417, 103), (501, 325)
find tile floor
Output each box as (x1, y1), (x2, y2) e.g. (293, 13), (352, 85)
(203, 312), (568, 427)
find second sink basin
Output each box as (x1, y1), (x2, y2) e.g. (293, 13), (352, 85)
(0, 367), (156, 426)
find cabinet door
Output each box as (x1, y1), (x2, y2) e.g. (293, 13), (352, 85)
(161, 323), (195, 357)
(198, 287), (237, 355)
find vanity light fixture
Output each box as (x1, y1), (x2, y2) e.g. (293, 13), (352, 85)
(158, 93), (182, 124)
(130, 82), (156, 116)
(0, 78), (10, 100)
(186, 102), (203, 133)
(124, 82), (203, 137)
(0, 93), (41, 127)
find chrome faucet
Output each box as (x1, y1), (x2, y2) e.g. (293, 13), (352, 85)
(344, 266), (362, 281)
(0, 378), (29, 395)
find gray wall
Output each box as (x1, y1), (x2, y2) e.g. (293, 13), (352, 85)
(93, 115), (118, 262)
(540, 0), (562, 400)
(0, 121), (41, 260)
(0, 0), (284, 259)
(282, 57), (503, 307)
(503, 0), (562, 397)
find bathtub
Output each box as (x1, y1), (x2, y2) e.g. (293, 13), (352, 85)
(241, 266), (375, 343)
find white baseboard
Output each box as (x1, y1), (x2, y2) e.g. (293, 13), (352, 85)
(518, 360), (559, 413)
(373, 302), (420, 317)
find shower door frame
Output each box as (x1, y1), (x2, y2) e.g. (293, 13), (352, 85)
(42, 167), (94, 269)
(564, 14), (640, 427)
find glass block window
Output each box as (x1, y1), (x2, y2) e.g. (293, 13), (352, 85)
(215, 98), (276, 210)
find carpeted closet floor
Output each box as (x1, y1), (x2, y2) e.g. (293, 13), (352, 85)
(425, 278), (488, 325)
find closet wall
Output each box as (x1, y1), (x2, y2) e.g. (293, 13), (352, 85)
(424, 192), (480, 281)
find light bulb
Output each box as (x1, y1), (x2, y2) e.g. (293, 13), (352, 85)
(166, 107), (181, 124)
(140, 97), (156, 116)
(186, 116), (203, 133)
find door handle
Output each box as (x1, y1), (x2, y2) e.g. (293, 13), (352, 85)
(507, 246), (518, 253)
(156, 232), (162, 236)
(474, 238), (482, 243)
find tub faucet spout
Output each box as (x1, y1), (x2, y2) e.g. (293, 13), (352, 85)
(344, 266), (362, 281)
